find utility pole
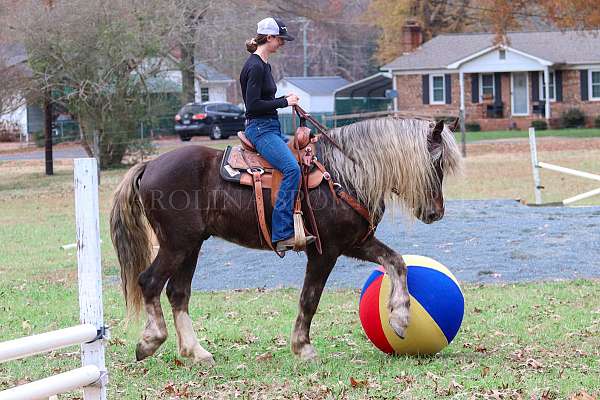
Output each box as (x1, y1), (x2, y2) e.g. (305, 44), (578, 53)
(44, 92), (53, 176)
(302, 19), (310, 77)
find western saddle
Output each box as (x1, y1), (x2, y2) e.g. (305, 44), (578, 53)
(219, 105), (374, 257)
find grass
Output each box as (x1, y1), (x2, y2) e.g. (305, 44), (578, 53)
(0, 140), (599, 398)
(460, 128), (600, 142)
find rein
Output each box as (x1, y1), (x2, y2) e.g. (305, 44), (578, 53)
(292, 105), (357, 164)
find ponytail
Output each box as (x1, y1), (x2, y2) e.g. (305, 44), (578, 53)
(245, 34), (269, 53)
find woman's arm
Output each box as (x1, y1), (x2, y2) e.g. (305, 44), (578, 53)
(245, 65), (288, 114)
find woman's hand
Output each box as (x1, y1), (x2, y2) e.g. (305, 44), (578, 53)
(286, 93), (300, 107)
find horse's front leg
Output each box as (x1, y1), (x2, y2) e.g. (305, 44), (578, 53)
(291, 250), (339, 361)
(344, 236), (410, 338)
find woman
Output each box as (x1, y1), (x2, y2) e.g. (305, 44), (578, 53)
(240, 17), (315, 253)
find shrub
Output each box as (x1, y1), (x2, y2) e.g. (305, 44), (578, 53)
(465, 122), (481, 132)
(560, 108), (586, 128)
(595, 115), (600, 129)
(530, 120), (548, 130)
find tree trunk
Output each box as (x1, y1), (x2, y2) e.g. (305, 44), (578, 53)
(181, 44), (196, 105)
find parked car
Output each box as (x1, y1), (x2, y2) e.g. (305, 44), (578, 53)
(174, 102), (245, 141)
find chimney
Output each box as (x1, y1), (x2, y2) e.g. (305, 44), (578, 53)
(401, 20), (423, 54)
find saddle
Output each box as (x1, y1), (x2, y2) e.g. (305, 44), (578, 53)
(219, 106), (374, 257)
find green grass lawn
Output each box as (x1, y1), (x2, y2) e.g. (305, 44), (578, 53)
(0, 145), (599, 398)
(460, 128), (600, 142)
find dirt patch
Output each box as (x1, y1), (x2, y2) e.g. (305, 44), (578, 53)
(467, 137), (600, 155)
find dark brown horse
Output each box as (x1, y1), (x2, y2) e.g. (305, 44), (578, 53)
(110, 117), (462, 365)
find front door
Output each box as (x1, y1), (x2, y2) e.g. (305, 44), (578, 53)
(511, 72), (529, 116)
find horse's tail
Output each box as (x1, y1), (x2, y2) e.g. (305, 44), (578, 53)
(109, 161), (151, 319)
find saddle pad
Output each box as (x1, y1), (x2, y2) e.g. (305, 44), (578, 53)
(227, 145), (273, 170)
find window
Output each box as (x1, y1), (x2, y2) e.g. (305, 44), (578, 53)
(480, 73), (495, 101)
(200, 87), (209, 102)
(591, 70), (600, 100)
(540, 71), (556, 101)
(430, 75), (445, 104)
(499, 49), (506, 60)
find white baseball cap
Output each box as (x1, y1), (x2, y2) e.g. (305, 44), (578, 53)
(256, 17), (295, 41)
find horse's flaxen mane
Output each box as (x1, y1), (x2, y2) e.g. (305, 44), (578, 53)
(319, 117), (463, 220)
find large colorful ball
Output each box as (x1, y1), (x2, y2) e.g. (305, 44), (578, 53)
(359, 255), (464, 355)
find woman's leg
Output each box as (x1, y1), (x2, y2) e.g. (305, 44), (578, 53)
(245, 119), (300, 242)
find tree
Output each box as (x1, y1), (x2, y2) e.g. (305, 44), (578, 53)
(6, 0), (176, 169)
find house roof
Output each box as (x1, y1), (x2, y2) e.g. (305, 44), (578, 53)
(382, 30), (600, 71)
(334, 72), (392, 98)
(194, 62), (234, 82)
(280, 76), (350, 96)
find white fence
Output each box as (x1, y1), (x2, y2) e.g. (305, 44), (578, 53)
(0, 158), (108, 400)
(529, 127), (600, 206)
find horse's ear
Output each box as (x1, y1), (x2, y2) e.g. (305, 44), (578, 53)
(431, 119), (444, 145)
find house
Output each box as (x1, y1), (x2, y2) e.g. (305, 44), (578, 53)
(275, 76), (350, 114)
(194, 62), (235, 103)
(382, 28), (600, 130)
(0, 43), (42, 138)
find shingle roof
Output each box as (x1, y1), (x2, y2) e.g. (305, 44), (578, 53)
(195, 62), (233, 82)
(382, 30), (600, 71)
(281, 76), (350, 96)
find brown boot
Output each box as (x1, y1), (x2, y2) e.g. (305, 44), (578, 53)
(275, 235), (316, 252)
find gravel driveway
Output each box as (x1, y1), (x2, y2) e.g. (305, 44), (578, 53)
(191, 200), (600, 291)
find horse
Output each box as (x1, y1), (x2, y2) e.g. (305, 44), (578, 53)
(109, 117), (462, 365)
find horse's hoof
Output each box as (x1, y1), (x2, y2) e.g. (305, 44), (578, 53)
(389, 317), (408, 340)
(297, 344), (318, 362)
(135, 342), (152, 361)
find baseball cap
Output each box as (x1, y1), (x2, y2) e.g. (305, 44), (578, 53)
(256, 17), (295, 41)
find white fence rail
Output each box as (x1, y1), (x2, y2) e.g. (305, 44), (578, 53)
(0, 158), (107, 400)
(529, 127), (600, 205)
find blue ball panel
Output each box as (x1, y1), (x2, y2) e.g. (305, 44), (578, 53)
(407, 266), (464, 343)
(360, 269), (384, 301)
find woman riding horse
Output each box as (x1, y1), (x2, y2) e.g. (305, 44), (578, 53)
(240, 17), (315, 253)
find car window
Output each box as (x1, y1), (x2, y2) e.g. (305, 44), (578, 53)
(212, 104), (229, 113)
(205, 105), (218, 113)
(227, 104), (242, 114)
(179, 105), (204, 114)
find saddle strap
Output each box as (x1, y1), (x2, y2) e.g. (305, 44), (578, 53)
(251, 171), (284, 258)
(335, 187), (376, 245)
(313, 159), (339, 204)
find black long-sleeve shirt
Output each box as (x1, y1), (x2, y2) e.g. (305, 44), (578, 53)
(240, 54), (288, 119)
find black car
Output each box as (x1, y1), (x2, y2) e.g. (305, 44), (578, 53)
(174, 102), (245, 141)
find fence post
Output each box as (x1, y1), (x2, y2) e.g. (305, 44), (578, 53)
(74, 158), (107, 400)
(528, 127), (543, 205)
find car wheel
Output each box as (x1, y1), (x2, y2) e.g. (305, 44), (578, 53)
(180, 135), (191, 142)
(209, 125), (223, 140)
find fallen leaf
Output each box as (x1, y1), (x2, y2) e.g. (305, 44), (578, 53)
(173, 358), (184, 367)
(568, 390), (597, 400)
(481, 366), (490, 378)
(255, 352), (273, 362)
(526, 358), (543, 369)
(475, 344), (487, 353)
(349, 377), (368, 388)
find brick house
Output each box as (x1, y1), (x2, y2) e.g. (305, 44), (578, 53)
(382, 28), (600, 130)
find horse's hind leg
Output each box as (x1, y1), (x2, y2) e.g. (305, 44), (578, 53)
(166, 242), (215, 366)
(291, 250), (339, 361)
(135, 247), (186, 361)
(343, 236), (410, 338)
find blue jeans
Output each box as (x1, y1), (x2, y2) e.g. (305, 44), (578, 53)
(244, 117), (300, 242)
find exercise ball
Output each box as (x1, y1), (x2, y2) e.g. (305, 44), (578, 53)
(359, 255), (464, 355)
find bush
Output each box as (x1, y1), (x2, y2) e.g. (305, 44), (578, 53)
(531, 120), (548, 130)
(560, 108), (586, 128)
(595, 115), (600, 129)
(465, 122), (481, 132)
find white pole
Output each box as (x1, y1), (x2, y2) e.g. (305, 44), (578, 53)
(563, 187), (600, 205)
(391, 69), (398, 112)
(537, 162), (600, 182)
(74, 158), (107, 400)
(544, 67), (551, 121)
(0, 366), (100, 400)
(0, 324), (97, 363)
(528, 127), (543, 205)
(459, 71), (466, 157)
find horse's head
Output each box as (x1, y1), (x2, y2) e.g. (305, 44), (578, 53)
(414, 119), (451, 224)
